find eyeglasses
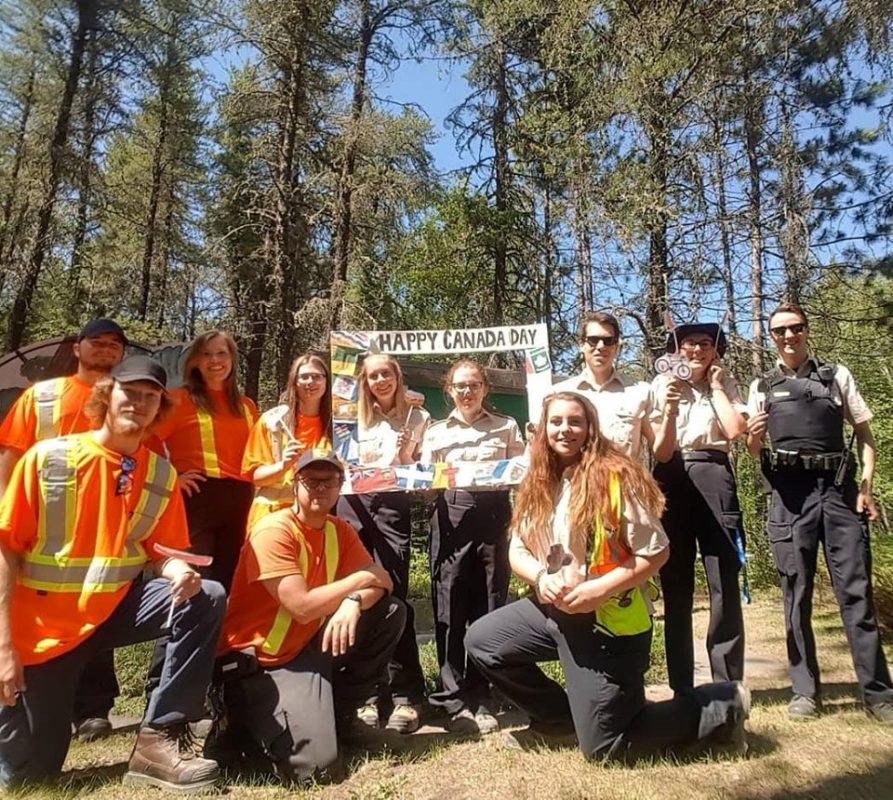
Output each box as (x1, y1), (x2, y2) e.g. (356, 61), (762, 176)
(116, 455), (137, 496)
(769, 323), (807, 337)
(680, 339), (714, 351)
(298, 476), (343, 491)
(450, 381), (483, 393)
(297, 373), (326, 384)
(582, 335), (618, 348)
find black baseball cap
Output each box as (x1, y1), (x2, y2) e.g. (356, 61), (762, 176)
(667, 323), (727, 357)
(110, 355), (167, 389)
(295, 449), (345, 475)
(78, 318), (128, 345)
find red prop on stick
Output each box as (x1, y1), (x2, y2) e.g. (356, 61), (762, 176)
(153, 544), (214, 628)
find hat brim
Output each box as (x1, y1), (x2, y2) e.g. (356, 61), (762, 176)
(113, 372), (165, 389)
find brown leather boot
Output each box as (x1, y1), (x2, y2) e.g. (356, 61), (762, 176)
(124, 723), (219, 793)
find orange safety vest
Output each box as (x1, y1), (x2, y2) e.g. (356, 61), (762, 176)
(33, 378), (68, 441)
(195, 400), (254, 478)
(258, 519), (340, 657)
(20, 437), (177, 593)
(587, 473), (654, 637)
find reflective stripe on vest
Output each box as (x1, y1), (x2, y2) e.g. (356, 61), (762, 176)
(260, 520), (339, 657)
(33, 378), (66, 441)
(196, 400), (254, 478)
(20, 440), (176, 593)
(587, 473), (652, 638)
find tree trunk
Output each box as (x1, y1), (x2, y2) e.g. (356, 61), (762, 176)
(0, 60), (36, 295)
(156, 185), (176, 329)
(744, 81), (766, 372)
(331, 0), (372, 326)
(644, 102), (671, 359)
(8, 0), (97, 349)
(713, 120), (737, 337)
(492, 36), (509, 329)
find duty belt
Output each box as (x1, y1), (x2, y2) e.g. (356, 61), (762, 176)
(761, 449), (850, 472)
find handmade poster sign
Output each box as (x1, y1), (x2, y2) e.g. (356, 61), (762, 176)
(330, 324), (551, 494)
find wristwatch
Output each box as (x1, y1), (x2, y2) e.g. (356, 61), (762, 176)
(345, 592), (363, 606)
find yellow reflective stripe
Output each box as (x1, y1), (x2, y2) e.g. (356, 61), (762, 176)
(127, 454), (175, 546)
(20, 559), (145, 589)
(195, 408), (221, 478)
(34, 378), (64, 440)
(260, 521), (339, 657)
(324, 520), (338, 583)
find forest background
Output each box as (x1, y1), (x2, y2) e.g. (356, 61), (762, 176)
(2, 0), (893, 593)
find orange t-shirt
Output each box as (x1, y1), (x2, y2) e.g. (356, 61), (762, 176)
(153, 387), (258, 480)
(0, 433), (189, 665)
(0, 375), (95, 452)
(220, 510), (372, 667)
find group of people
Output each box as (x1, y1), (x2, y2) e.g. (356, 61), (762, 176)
(0, 301), (888, 792)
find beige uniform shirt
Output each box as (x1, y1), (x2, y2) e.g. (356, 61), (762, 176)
(551, 369), (652, 459)
(650, 373), (747, 453)
(357, 404), (430, 466)
(746, 357), (872, 426)
(510, 475), (668, 611)
(421, 408), (525, 464)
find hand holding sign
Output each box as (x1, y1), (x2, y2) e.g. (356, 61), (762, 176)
(154, 544), (213, 628)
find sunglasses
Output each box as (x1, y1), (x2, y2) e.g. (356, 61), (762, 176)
(298, 476), (343, 491)
(582, 335), (618, 347)
(116, 455), (137, 496)
(769, 323), (807, 337)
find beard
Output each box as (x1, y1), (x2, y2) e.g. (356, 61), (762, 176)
(80, 353), (119, 374)
(110, 415), (148, 438)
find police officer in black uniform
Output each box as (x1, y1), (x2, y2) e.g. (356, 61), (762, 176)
(746, 301), (893, 723)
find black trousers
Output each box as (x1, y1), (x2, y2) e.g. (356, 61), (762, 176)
(146, 476), (254, 698)
(215, 596), (405, 783)
(73, 649), (118, 722)
(428, 489), (511, 715)
(465, 598), (744, 761)
(336, 492), (426, 706)
(766, 470), (893, 705)
(654, 451), (745, 692)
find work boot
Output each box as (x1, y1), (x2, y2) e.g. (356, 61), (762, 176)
(788, 694), (819, 720)
(385, 703), (421, 734)
(75, 716), (113, 742)
(124, 723), (219, 793)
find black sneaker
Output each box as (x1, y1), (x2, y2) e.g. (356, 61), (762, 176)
(75, 716), (113, 742)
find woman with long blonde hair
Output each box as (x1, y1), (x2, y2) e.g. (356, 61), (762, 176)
(337, 353), (430, 734)
(465, 391), (750, 761)
(242, 353), (332, 530)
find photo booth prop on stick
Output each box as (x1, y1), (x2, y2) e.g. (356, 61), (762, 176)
(330, 324), (552, 494)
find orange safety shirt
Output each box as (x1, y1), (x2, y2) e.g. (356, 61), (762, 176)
(0, 375), (95, 452)
(0, 433), (188, 665)
(220, 510), (372, 667)
(153, 387), (257, 480)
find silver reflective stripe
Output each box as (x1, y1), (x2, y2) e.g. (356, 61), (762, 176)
(19, 558), (145, 591)
(34, 379), (62, 440)
(36, 441), (77, 556)
(127, 454), (174, 546)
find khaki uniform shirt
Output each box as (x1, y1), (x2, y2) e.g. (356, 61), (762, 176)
(551, 369), (652, 459)
(357, 404), (430, 466)
(746, 357), (872, 426)
(510, 474), (668, 612)
(421, 408), (525, 464)
(650, 373), (747, 453)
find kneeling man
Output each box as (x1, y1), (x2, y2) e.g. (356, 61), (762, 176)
(0, 355), (226, 792)
(211, 449), (405, 782)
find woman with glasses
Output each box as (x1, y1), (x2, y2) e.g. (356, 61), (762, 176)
(650, 323), (748, 694)
(152, 331), (258, 590)
(464, 391), (749, 761)
(242, 353), (332, 531)
(336, 353), (430, 734)
(421, 359), (525, 735)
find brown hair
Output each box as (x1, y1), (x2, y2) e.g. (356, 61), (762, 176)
(358, 354), (408, 429)
(282, 353), (331, 435)
(85, 376), (174, 432)
(579, 311), (621, 342)
(768, 302), (809, 328)
(182, 331), (243, 416)
(512, 392), (664, 558)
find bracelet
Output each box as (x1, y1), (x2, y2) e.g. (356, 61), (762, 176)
(533, 567), (547, 590)
(345, 592), (362, 605)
